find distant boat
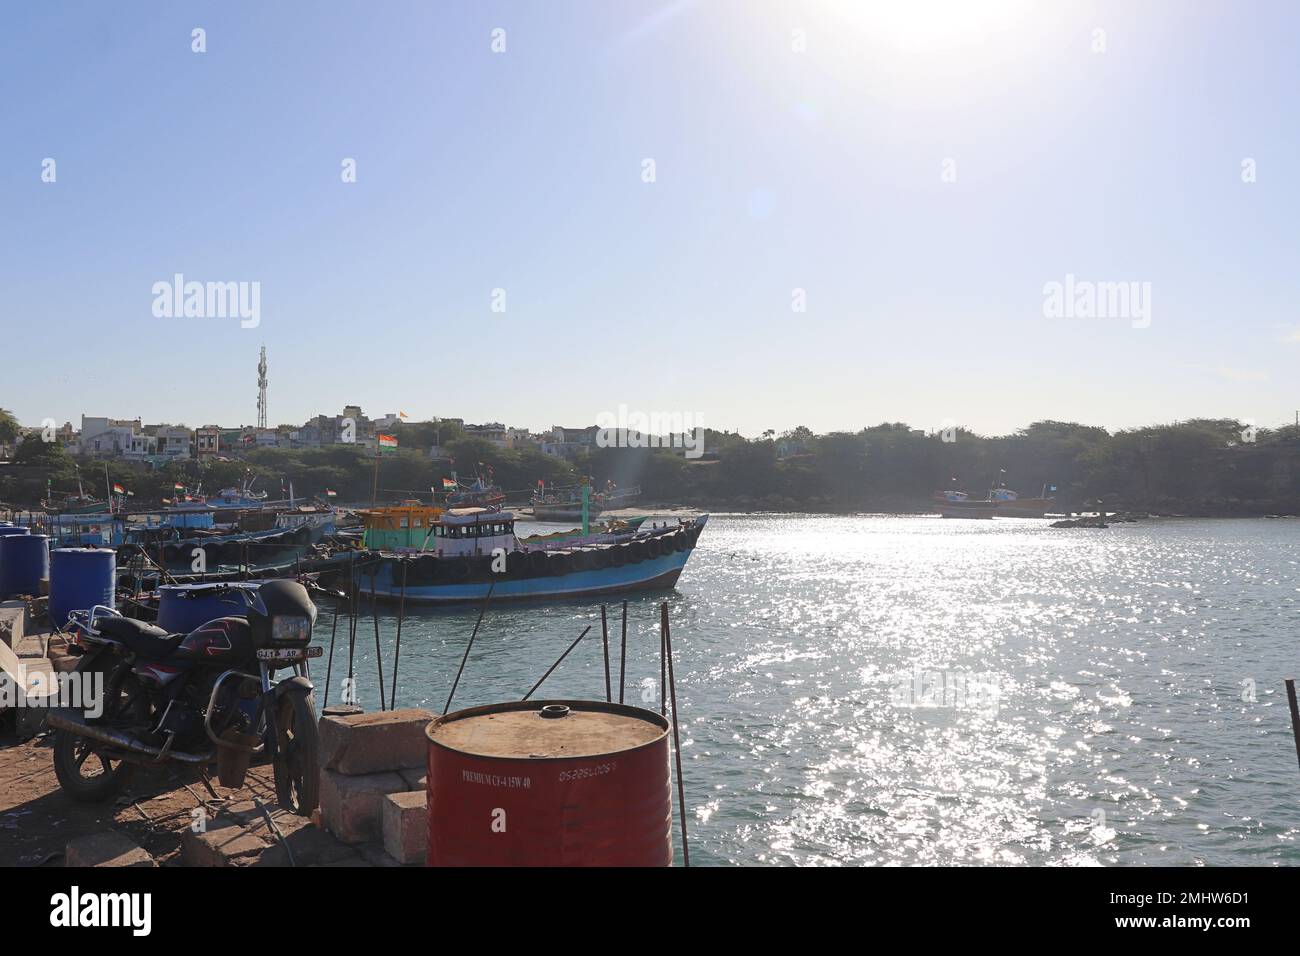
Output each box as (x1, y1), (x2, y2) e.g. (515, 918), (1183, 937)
(530, 482), (641, 522)
(359, 508), (706, 605)
(42, 493), (110, 515)
(934, 490), (997, 519)
(933, 480), (1056, 519)
(445, 477), (505, 510)
(208, 480), (269, 510)
(990, 486), (1055, 518)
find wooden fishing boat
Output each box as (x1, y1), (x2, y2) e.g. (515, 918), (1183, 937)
(935, 490), (996, 519)
(359, 508), (707, 605)
(530, 482), (642, 522)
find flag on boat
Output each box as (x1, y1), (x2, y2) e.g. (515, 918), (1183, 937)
(112, 483), (125, 495)
(173, 483), (185, 491)
(399, 411), (409, 419)
(378, 434), (398, 448)
(325, 489), (337, 497)
(441, 478), (456, 491)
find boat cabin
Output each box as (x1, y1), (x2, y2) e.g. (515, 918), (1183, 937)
(361, 501), (445, 550)
(428, 508), (516, 557)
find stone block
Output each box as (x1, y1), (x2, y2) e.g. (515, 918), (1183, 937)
(319, 769), (407, 844)
(398, 767), (427, 791)
(318, 708), (433, 775)
(382, 790), (428, 865)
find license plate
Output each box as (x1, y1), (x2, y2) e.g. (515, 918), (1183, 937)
(257, 646), (323, 661)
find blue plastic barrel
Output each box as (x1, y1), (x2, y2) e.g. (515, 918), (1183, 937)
(48, 548), (116, 629)
(0, 525), (29, 537)
(157, 581), (261, 633)
(0, 534), (49, 598)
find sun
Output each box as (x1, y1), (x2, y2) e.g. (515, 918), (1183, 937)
(830, 0), (1031, 54)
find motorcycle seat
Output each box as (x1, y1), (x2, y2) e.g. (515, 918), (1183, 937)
(96, 616), (183, 658)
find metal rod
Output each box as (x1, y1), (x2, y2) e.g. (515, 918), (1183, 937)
(322, 594), (340, 707)
(444, 580), (495, 715)
(522, 626), (592, 702)
(619, 601), (627, 704)
(662, 601), (689, 867)
(369, 567), (386, 710)
(390, 559), (407, 710)
(1286, 679), (1300, 775)
(600, 605), (611, 703)
(345, 555), (357, 696)
(660, 606), (667, 717)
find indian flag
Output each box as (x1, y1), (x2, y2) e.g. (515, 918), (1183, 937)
(441, 478), (456, 491)
(325, 489), (337, 498)
(112, 483), (125, 495)
(378, 434), (398, 449)
(174, 483), (185, 491)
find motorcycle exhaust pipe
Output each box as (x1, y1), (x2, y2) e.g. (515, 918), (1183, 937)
(46, 712), (212, 765)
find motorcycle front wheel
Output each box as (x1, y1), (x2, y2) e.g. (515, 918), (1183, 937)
(272, 692), (319, 816)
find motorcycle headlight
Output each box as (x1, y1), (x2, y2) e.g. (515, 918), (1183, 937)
(271, 615), (312, 644)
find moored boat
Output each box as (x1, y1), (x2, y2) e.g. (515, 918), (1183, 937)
(990, 485), (1056, 518)
(935, 490), (996, 519)
(530, 481), (642, 522)
(360, 508), (707, 604)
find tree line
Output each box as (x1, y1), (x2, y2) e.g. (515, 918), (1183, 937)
(2, 409), (1298, 516)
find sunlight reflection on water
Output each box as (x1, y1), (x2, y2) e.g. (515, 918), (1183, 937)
(328, 514), (1300, 866)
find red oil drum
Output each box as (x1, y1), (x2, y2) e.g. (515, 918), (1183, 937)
(426, 699), (672, 866)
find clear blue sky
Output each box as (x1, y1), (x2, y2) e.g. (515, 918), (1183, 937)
(3, 1), (1297, 437)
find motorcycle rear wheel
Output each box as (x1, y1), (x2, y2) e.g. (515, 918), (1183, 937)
(273, 692), (319, 816)
(52, 662), (147, 803)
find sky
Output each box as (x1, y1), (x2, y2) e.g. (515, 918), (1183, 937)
(3, 0), (1298, 439)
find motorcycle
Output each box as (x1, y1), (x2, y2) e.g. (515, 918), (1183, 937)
(48, 579), (322, 815)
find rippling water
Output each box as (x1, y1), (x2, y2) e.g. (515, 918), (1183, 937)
(319, 515), (1300, 866)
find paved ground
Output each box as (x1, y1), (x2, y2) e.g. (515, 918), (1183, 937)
(0, 729), (381, 867)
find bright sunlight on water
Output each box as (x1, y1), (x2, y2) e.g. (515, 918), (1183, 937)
(321, 515), (1300, 866)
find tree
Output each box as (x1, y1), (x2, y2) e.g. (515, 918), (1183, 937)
(0, 409), (19, 445)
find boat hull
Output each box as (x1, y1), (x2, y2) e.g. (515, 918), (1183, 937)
(361, 517), (706, 605)
(364, 549), (691, 604)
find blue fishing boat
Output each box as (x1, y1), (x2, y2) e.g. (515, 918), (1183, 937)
(359, 508), (707, 605)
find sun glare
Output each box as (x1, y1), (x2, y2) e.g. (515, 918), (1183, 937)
(833, 0), (1030, 54)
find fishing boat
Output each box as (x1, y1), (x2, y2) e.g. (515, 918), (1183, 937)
(990, 485), (1056, 518)
(359, 508), (707, 605)
(208, 479), (269, 510)
(934, 490), (996, 519)
(42, 471), (110, 514)
(530, 481), (642, 522)
(444, 476), (505, 510)
(274, 505), (338, 536)
(123, 517), (332, 571)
